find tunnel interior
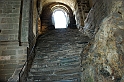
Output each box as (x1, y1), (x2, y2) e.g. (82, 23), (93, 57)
(38, 2), (78, 35)
(1, 0), (124, 82)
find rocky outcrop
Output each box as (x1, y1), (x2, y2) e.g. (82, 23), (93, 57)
(81, 0), (124, 82)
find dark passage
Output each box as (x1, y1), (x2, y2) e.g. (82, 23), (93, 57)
(27, 28), (89, 82)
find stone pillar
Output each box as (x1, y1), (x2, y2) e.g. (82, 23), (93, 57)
(20, 0), (31, 44)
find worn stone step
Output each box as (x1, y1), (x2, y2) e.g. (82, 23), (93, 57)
(28, 72), (80, 81)
(33, 56), (80, 64)
(35, 49), (82, 54)
(32, 61), (80, 69)
(35, 52), (81, 58)
(54, 79), (80, 82)
(35, 55), (81, 60)
(27, 29), (90, 82)
(30, 65), (80, 73)
(34, 80), (52, 82)
(34, 53), (80, 59)
(32, 79), (80, 82)
(31, 62), (80, 70)
(55, 67), (81, 75)
(29, 67), (81, 76)
(32, 56), (81, 63)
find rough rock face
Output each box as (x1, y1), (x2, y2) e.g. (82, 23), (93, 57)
(81, 1), (124, 82)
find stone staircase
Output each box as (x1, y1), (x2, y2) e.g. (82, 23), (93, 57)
(27, 28), (89, 82)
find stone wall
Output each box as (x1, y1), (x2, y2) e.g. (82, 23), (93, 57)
(81, 0), (124, 82)
(0, 0), (21, 41)
(20, 0), (31, 43)
(0, 42), (27, 82)
(0, 0), (29, 81)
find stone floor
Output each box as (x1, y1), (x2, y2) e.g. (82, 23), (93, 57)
(27, 28), (90, 82)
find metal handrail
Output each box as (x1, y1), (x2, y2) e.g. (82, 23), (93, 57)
(19, 43), (36, 82)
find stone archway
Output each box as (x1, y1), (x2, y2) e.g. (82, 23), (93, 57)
(39, 2), (76, 33)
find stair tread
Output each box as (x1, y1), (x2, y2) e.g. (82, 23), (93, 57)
(28, 73), (80, 81)
(29, 67), (81, 75)
(27, 29), (90, 82)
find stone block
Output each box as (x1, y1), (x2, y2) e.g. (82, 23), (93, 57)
(5, 5), (13, 9)
(7, 46), (19, 50)
(11, 35), (17, 40)
(13, 24), (19, 28)
(12, 18), (19, 23)
(6, 14), (20, 18)
(19, 60), (26, 64)
(12, 9), (20, 13)
(17, 50), (24, 54)
(0, 75), (6, 82)
(1, 18), (19, 24)
(0, 42), (19, 46)
(0, 10), (2, 14)
(0, 34), (16, 41)
(0, 60), (17, 64)
(0, 14), (7, 18)
(1, 18), (12, 23)
(3, 9), (12, 13)
(10, 56), (16, 60)
(0, 3), (4, 8)
(0, 65), (4, 69)
(3, 64), (17, 69)
(0, 69), (15, 74)
(8, 1), (21, 5)
(2, 30), (18, 34)
(14, 34), (18, 40)
(0, 24), (14, 29)
(11, 55), (26, 60)
(0, 56), (10, 60)
(13, 5), (21, 8)
(2, 50), (16, 56)
(0, 35), (9, 41)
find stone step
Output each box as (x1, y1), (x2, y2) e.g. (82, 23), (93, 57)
(27, 78), (79, 82)
(31, 79), (80, 82)
(55, 79), (79, 82)
(32, 60), (80, 68)
(28, 72), (80, 82)
(29, 67), (81, 76)
(30, 64), (81, 72)
(36, 43), (82, 48)
(26, 29), (90, 82)
(34, 52), (82, 58)
(35, 48), (83, 54)
(34, 54), (81, 60)
(33, 56), (80, 64)
(33, 58), (81, 65)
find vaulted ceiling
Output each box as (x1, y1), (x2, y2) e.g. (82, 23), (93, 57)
(37, 0), (91, 15)
(35, 0), (91, 32)
(41, 0), (76, 11)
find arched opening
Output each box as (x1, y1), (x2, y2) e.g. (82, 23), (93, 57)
(52, 10), (69, 29)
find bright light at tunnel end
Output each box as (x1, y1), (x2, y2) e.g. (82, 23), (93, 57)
(53, 11), (67, 29)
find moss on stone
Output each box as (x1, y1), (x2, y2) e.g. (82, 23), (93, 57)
(85, 76), (94, 82)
